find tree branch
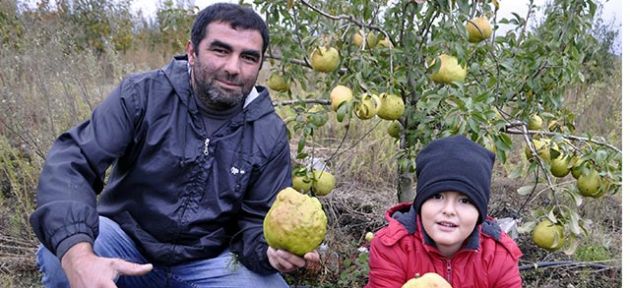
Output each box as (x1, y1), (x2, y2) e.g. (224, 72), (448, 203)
(298, 0), (394, 44)
(504, 127), (622, 154)
(273, 98), (331, 107)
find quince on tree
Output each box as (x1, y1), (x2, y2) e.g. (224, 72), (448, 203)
(430, 54), (467, 84)
(550, 154), (570, 178)
(312, 170), (336, 196)
(351, 31), (378, 48)
(310, 46), (340, 73)
(466, 16), (493, 43)
(527, 114), (543, 131)
(330, 85), (353, 112)
(577, 169), (602, 197)
(292, 173), (312, 194)
(387, 121), (403, 139)
(377, 93), (405, 120)
(525, 138), (552, 163)
(354, 93), (380, 120)
(267, 73), (289, 92)
(532, 219), (564, 251)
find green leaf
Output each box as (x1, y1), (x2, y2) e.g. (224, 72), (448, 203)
(297, 137), (305, 154)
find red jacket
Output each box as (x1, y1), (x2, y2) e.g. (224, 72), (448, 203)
(366, 203), (522, 288)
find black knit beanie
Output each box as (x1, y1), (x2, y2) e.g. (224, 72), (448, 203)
(412, 135), (495, 224)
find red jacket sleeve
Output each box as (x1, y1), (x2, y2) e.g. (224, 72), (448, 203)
(365, 233), (408, 288)
(489, 235), (523, 288)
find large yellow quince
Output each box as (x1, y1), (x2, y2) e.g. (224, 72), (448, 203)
(263, 187), (327, 256)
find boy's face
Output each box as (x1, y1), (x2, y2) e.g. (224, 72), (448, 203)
(420, 191), (479, 258)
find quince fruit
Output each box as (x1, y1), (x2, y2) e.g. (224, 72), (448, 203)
(292, 174), (312, 193)
(430, 54), (467, 84)
(527, 114), (543, 131)
(387, 121), (403, 139)
(263, 187), (327, 256)
(577, 169), (602, 197)
(550, 154), (570, 178)
(267, 73), (289, 92)
(466, 16), (492, 43)
(354, 93), (380, 120)
(312, 170), (336, 196)
(402, 272), (452, 288)
(310, 46), (340, 73)
(532, 219), (564, 251)
(377, 93), (404, 120)
(330, 85), (353, 112)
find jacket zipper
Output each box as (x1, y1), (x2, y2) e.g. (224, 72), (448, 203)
(445, 259), (452, 284)
(203, 138), (210, 156)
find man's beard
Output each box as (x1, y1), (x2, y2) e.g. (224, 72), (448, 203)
(199, 84), (245, 110)
(192, 73), (246, 110)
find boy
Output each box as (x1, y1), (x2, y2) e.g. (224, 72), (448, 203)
(366, 135), (522, 287)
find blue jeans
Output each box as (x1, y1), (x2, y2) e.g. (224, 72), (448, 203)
(36, 216), (289, 288)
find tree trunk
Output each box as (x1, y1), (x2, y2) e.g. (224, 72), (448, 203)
(397, 170), (415, 203)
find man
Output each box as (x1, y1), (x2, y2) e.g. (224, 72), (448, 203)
(30, 3), (318, 287)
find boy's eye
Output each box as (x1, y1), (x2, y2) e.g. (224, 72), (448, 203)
(431, 193), (443, 199)
(460, 198), (472, 204)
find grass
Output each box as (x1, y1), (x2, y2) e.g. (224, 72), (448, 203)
(0, 17), (622, 288)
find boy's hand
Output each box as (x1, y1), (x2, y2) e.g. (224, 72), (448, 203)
(266, 247), (320, 273)
(61, 242), (153, 287)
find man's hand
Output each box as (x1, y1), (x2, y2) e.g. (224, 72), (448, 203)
(61, 242), (153, 288)
(266, 247), (320, 273)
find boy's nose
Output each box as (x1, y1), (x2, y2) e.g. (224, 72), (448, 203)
(441, 199), (456, 216)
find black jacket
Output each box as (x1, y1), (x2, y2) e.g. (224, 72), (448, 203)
(30, 56), (292, 274)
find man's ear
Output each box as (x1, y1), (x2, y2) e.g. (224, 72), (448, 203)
(186, 41), (195, 65)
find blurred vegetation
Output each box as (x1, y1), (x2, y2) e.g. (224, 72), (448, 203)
(0, 0), (621, 287)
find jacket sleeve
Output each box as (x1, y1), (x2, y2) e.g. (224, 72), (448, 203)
(365, 232), (408, 288)
(29, 77), (143, 259)
(231, 128), (292, 274)
(490, 236), (523, 288)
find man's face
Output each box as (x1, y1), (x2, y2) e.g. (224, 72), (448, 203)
(420, 191), (479, 258)
(187, 22), (263, 109)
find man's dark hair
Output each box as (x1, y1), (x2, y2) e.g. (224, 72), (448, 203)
(190, 3), (269, 57)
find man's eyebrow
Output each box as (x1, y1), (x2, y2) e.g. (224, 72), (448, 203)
(209, 40), (261, 60)
(209, 40), (233, 51)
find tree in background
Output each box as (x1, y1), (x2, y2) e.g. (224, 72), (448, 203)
(253, 0), (621, 255)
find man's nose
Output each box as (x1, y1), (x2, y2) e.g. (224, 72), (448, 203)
(223, 55), (240, 75)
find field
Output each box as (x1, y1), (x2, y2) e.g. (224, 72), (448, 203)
(0, 1), (622, 287)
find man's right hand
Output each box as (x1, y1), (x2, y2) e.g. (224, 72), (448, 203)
(60, 242), (153, 288)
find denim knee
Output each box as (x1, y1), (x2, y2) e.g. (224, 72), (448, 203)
(36, 245), (69, 288)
